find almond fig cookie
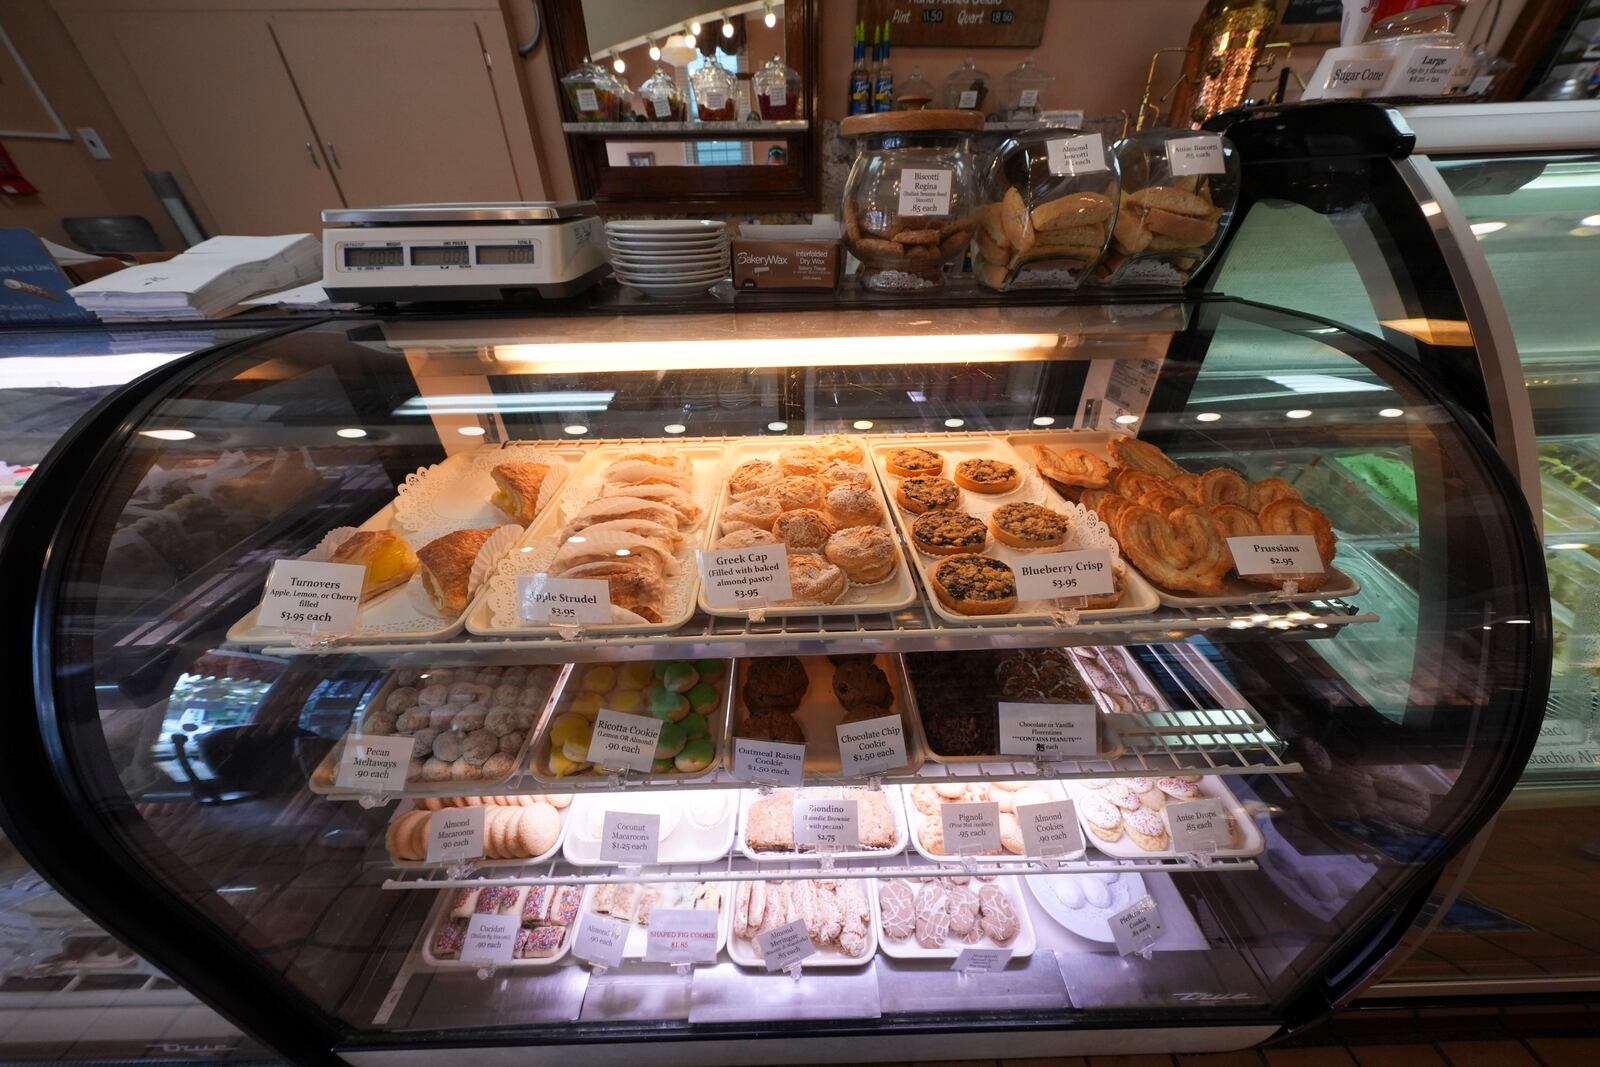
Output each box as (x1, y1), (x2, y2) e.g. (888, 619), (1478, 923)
(910, 510), (987, 556)
(953, 458), (1021, 495)
(929, 554), (1018, 616)
(895, 475), (959, 515)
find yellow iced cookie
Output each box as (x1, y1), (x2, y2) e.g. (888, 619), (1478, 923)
(580, 664), (616, 692)
(549, 712), (592, 757)
(548, 751), (590, 777)
(570, 691), (602, 720)
(617, 662), (654, 690)
(606, 689), (644, 714)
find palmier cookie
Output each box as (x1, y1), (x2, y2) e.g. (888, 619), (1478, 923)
(824, 526), (897, 584)
(911, 510), (987, 556)
(823, 485), (884, 530)
(773, 508), (836, 553)
(886, 447), (943, 478)
(990, 501), (1067, 549)
(728, 459), (782, 498)
(784, 552), (846, 604)
(954, 458), (1021, 494)
(818, 459), (870, 492)
(930, 554), (1017, 616)
(722, 494), (783, 530)
(895, 475), (959, 514)
(768, 476), (823, 512)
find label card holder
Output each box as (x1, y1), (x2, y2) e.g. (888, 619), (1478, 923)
(953, 947), (1013, 974)
(1017, 799), (1085, 859)
(998, 702), (1101, 760)
(731, 737), (806, 786)
(1226, 535), (1323, 579)
(897, 168), (954, 216)
(599, 810), (661, 865)
(795, 798), (859, 852)
(835, 715), (907, 778)
(1045, 133), (1106, 177)
(643, 907), (719, 966)
(462, 914), (519, 967)
(1166, 134), (1226, 176)
(757, 918), (817, 975)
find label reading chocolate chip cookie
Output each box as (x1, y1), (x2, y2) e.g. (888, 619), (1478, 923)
(1014, 548), (1115, 601)
(1166, 134), (1225, 176)
(897, 168), (952, 216)
(1226, 534), (1321, 577)
(425, 806), (485, 864)
(836, 714), (907, 777)
(698, 544), (791, 608)
(587, 707), (663, 773)
(998, 701), (1100, 758)
(1018, 799), (1085, 858)
(940, 801), (1001, 855)
(1046, 133), (1106, 177)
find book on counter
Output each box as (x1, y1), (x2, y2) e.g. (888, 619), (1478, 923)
(68, 234), (320, 322)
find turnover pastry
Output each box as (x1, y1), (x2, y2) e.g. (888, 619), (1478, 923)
(954, 458), (1020, 495)
(417, 528), (496, 615)
(825, 526), (897, 584)
(331, 529), (418, 602)
(489, 462), (552, 525)
(562, 497), (680, 540)
(560, 560), (665, 622)
(597, 481), (701, 524)
(930, 554), (1017, 616)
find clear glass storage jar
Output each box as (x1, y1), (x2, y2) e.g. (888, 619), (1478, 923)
(690, 61), (738, 122)
(562, 59), (624, 122)
(753, 55), (801, 120)
(841, 109), (984, 292)
(942, 57), (992, 113)
(1101, 127), (1239, 286)
(895, 66), (935, 111)
(638, 67), (687, 122)
(1000, 56), (1054, 123)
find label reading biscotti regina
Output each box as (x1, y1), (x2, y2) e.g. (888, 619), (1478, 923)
(897, 168), (953, 216)
(835, 714), (907, 777)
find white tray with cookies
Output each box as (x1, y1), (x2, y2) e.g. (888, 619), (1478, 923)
(1022, 871), (1147, 943)
(726, 880), (877, 969)
(418, 884), (583, 970)
(1004, 430), (1360, 608)
(1064, 775), (1264, 862)
(561, 789), (738, 867)
(576, 880), (731, 963)
(382, 794), (572, 869)
(699, 435), (916, 618)
(723, 654), (927, 778)
(904, 780), (1076, 864)
(871, 876), (1036, 960)
(469, 442), (727, 637)
(867, 435), (1159, 628)
(736, 785), (909, 862)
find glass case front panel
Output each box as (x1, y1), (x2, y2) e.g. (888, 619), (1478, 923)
(34, 297), (1543, 1047)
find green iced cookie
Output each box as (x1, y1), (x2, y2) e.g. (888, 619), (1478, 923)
(646, 683), (689, 722)
(661, 661), (699, 693)
(654, 722), (687, 759)
(674, 738), (715, 773)
(652, 757), (676, 773)
(687, 681), (719, 714)
(679, 711), (710, 740)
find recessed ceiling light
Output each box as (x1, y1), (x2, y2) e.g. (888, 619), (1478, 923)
(335, 427), (367, 439)
(1583, 214), (1600, 227)
(1285, 409), (1312, 419)
(664, 423), (687, 434)
(564, 425), (588, 435)
(853, 420), (873, 430)
(1379, 407), (1403, 418)
(767, 421), (788, 432)
(140, 429), (195, 441)
(1505, 618), (1531, 624)
(944, 418), (964, 428)
(1113, 414), (1138, 425)
(457, 425), (487, 437)
(1195, 412), (1221, 423)
(1470, 221), (1506, 237)
(1032, 416), (1055, 427)
(1551, 542), (1589, 550)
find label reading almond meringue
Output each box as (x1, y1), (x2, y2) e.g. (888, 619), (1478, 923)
(698, 544), (791, 608)
(517, 574), (612, 625)
(757, 918), (817, 972)
(1014, 548), (1115, 601)
(836, 715), (906, 777)
(1226, 534), (1322, 577)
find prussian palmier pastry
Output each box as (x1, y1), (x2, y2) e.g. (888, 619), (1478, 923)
(1113, 504), (1232, 595)
(1199, 467), (1251, 507)
(930, 554), (1017, 616)
(769, 476), (823, 512)
(783, 552), (847, 604)
(1208, 503), (1261, 538)
(954, 458), (1020, 495)
(818, 459), (871, 492)
(824, 525), (897, 583)
(911, 510), (987, 556)
(822, 485), (884, 529)
(813, 434), (865, 464)
(1249, 477), (1302, 510)
(1139, 485), (1192, 516)
(896, 475), (959, 514)
(1033, 445), (1111, 492)
(416, 528), (496, 615)
(489, 462), (552, 525)
(1169, 472), (1204, 502)
(728, 459), (783, 498)
(1113, 467), (1168, 500)
(1108, 437), (1183, 479)
(778, 445), (829, 477)
(1256, 498), (1337, 591)
(886, 447), (943, 478)
(714, 526), (781, 551)
(990, 502), (1068, 549)
(722, 494), (783, 531)
(331, 529), (418, 602)
(1085, 491), (1138, 529)
(773, 508), (836, 553)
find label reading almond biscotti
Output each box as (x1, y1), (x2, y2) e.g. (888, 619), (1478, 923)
(1046, 134), (1105, 177)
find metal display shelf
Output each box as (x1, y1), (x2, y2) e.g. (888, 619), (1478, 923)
(560, 120), (809, 134)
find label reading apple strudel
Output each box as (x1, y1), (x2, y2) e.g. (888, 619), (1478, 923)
(516, 574), (612, 625)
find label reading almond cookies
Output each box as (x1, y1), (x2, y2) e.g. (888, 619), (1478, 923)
(1014, 548), (1115, 600)
(425, 806), (485, 863)
(1167, 134), (1226, 176)
(1018, 799), (1085, 858)
(1226, 534), (1322, 577)
(1046, 133), (1106, 177)
(836, 715), (907, 777)
(897, 168), (952, 216)
(699, 544), (791, 608)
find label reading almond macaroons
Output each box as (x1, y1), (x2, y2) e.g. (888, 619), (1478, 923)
(425, 806), (485, 863)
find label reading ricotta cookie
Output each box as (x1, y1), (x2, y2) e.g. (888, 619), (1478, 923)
(940, 801), (1001, 855)
(587, 707), (663, 773)
(259, 559), (364, 634)
(836, 715), (907, 777)
(698, 544), (791, 608)
(998, 702), (1101, 759)
(1226, 534), (1322, 577)
(335, 734), (415, 793)
(757, 918), (817, 972)
(425, 805), (485, 864)
(644, 908), (718, 965)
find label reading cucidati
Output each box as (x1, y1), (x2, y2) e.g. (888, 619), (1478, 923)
(953, 947), (1013, 973)
(1111, 895), (1164, 957)
(1046, 134), (1106, 177)
(425, 805), (485, 863)
(462, 914), (519, 965)
(517, 574), (612, 625)
(940, 801), (1000, 855)
(575, 88), (600, 112)
(1017, 799), (1085, 858)
(336, 734), (415, 793)
(698, 544), (791, 608)
(731, 737), (806, 785)
(586, 707), (663, 773)
(757, 918), (817, 971)
(998, 702), (1100, 759)
(835, 714), (907, 777)
(1226, 534), (1323, 577)
(795, 798), (859, 852)
(1165, 798), (1235, 853)
(259, 560), (364, 633)
(643, 907), (719, 964)
(572, 911), (628, 969)
(1014, 548), (1115, 601)
(599, 810), (660, 865)
(1166, 134), (1225, 176)
(897, 168), (953, 216)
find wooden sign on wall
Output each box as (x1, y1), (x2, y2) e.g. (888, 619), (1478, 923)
(858, 0), (1050, 48)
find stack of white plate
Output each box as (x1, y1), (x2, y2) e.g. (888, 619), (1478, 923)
(605, 219), (728, 297)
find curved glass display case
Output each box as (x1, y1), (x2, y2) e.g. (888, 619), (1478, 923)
(0, 282), (1548, 1063)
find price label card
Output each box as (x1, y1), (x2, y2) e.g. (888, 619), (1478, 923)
(1046, 133), (1106, 177)
(1167, 134), (1226, 176)
(1039, 109), (1085, 128)
(957, 90), (979, 109)
(586, 707), (663, 773)
(424, 805), (485, 864)
(698, 544), (791, 608)
(835, 715), (907, 777)
(1394, 46), (1459, 93)
(599, 810), (661, 865)
(757, 918), (817, 972)
(462, 914), (519, 965)
(953, 947), (1013, 973)
(516, 574), (612, 625)
(644, 907), (719, 964)
(335, 734), (415, 793)
(650, 93), (672, 119)
(768, 84), (788, 107)
(1321, 57), (1396, 98)
(731, 737), (806, 785)
(575, 88), (599, 112)
(941, 801), (1000, 855)
(1226, 534), (1323, 577)
(1165, 798), (1235, 853)
(999, 702), (1101, 759)
(1467, 74), (1494, 95)
(1017, 799), (1086, 858)
(572, 910), (628, 969)
(897, 168), (953, 216)
(1014, 548), (1115, 601)
(1111, 896), (1165, 957)
(1017, 88), (1040, 108)
(258, 560), (364, 633)
(795, 798), (859, 851)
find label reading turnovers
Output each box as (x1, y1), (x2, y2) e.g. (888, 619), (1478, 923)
(897, 168), (953, 216)
(462, 914), (519, 965)
(425, 805), (485, 864)
(699, 544), (791, 608)
(586, 707), (664, 773)
(1111, 896), (1165, 957)
(941, 801), (1001, 855)
(1017, 799), (1085, 858)
(259, 559), (364, 633)
(795, 798), (859, 852)
(836, 714), (907, 777)
(1046, 133), (1106, 177)
(757, 918), (817, 971)
(1013, 548), (1115, 601)
(731, 737), (806, 785)
(644, 907), (719, 964)
(336, 734), (415, 793)
(998, 702), (1101, 759)
(1166, 134), (1226, 176)
(517, 574), (612, 625)
(1226, 534), (1323, 577)
(599, 810), (661, 865)
(572, 911), (628, 969)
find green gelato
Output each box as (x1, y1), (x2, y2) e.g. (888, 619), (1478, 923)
(1335, 453), (1419, 518)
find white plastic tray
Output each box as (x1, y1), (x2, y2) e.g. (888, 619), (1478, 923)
(725, 882), (878, 969)
(576, 881), (731, 962)
(385, 797), (572, 869)
(872, 876), (1037, 960)
(903, 780), (1073, 864)
(418, 887), (578, 970)
(562, 789), (738, 867)
(736, 785), (908, 863)
(1022, 871), (1146, 943)
(1064, 775), (1265, 861)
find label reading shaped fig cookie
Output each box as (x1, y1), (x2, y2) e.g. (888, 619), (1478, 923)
(517, 574), (613, 625)
(1018, 799), (1085, 858)
(897, 168), (953, 216)
(587, 707), (663, 773)
(599, 810), (661, 865)
(1046, 133), (1106, 177)
(259, 559), (364, 634)
(998, 702), (1101, 759)
(1111, 895), (1164, 957)
(572, 911), (628, 969)
(1226, 534), (1322, 577)
(795, 798), (859, 852)
(644, 907), (719, 965)
(335, 734), (415, 793)
(940, 800), (1001, 855)
(757, 918), (817, 972)
(1166, 134), (1226, 176)
(1165, 798), (1234, 854)
(462, 914), (519, 965)
(953, 947), (1013, 973)
(425, 805), (485, 864)
(836, 714), (907, 777)
(698, 544), (791, 609)
(1014, 548), (1115, 601)
(731, 737), (806, 786)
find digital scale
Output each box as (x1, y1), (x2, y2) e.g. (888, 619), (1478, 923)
(320, 202), (607, 303)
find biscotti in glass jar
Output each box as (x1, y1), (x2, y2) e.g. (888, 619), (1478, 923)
(1101, 128), (1239, 286)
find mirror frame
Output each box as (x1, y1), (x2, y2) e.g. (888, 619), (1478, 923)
(541, 0), (821, 214)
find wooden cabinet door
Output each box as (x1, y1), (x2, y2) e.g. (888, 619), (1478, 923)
(108, 13), (344, 234)
(270, 12), (523, 207)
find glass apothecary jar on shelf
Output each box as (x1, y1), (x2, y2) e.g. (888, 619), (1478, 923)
(562, 58), (624, 122)
(1000, 56), (1054, 123)
(753, 55), (801, 120)
(895, 66), (935, 110)
(943, 56), (992, 113)
(690, 61), (738, 122)
(841, 109), (983, 292)
(638, 67), (688, 122)
(975, 127), (1119, 292)
(1101, 127), (1238, 286)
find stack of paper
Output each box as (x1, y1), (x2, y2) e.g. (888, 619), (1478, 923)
(68, 234), (321, 322)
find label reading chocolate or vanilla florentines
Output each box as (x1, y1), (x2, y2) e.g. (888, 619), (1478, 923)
(999, 702), (1100, 759)
(462, 914), (518, 965)
(835, 715), (907, 777)
(1166, 134), (1225, 176)
(586, 707), (663, 773)
(731, 737), (806, 785)
(644, 908), (719, 964)
(425, 805), (485, 863)
(1226, 534), (1323, 577)
(572, 911), (627, 969)
(897, 168), (953, 216)
(698, 544), (791, 608)
(1111, 895), (1164, 957)
(757, 918), (817, 971)
(1014, 548), (1115, 601)
(1165, 798), (1235, 853)
(259, 560), (364, 633)
(599, 810), (660, 865)
(1018, 799), (1085, 858)
(1046, 134), (1106, 177)
(517, 574), (612, 625)
(336, 734), (415, 793)
(795, 798), (859, 851)
(941, 801), (1000, 855)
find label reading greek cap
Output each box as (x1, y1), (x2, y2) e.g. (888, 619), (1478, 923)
(1018, 799), (1085, 858)
(795, 798), (859, 851)
(517, 574), (612, 625)
(731, 737), (806, 785)
(1167, 134), (1225, 176)
(940, 801), (1000, 855)
(757, 918), (817, 971)
(835, 714), (906, 777)
(897, 168), (953, 216)
(1226, 534), (1323, 577)
(1046, 133), (1106, 177)
(644, 908), (718, 964)
(336, 734), (414, 793)
(425, 805), (485, 863)
(259, 559), (364, 633)
(586, 707), (663, 773)
(1013, 548), (1114, 600)
(599, 810), (660, 865)
(699, 544), (791, 608)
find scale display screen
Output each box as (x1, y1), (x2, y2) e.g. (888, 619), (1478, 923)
(343, 246), (404, 268)
(411, 245), (470, 267)
(476, 244), (537, 265)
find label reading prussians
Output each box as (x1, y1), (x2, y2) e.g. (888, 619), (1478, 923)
(897, 168), (953, 216)
(258, 560), (364, 633)
(1013, 548), (1115, 601)
(835, 714), (907, 777)
(699, 544), (791, 609)
(1226, 534), (1323, 578)
(586, 707), (664, 773)
(516, 574), (612, 625)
